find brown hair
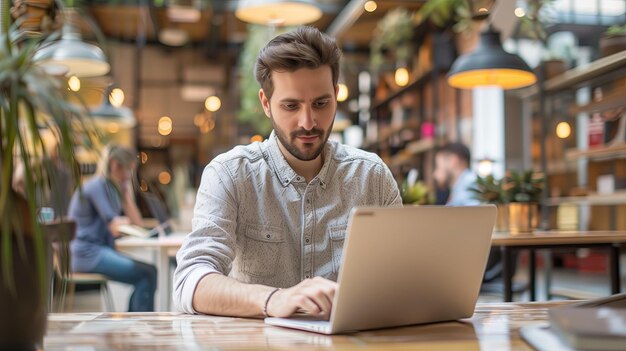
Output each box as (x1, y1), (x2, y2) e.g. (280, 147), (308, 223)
(98, 144), (137, 178)
(255, 26), (342, 99)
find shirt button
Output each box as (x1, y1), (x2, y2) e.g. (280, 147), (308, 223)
(296, 176), (302, 182)
(305, 275), (310, 279)
(305, 238), (310, 243)
(266, 234), (271, 239)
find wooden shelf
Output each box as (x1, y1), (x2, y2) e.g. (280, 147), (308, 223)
(515, 50), (626, 99)
(545, 50), (626, 92)
(362, 119), (420, 150)
(533, 160), (577, 175)
(545, 191), (626, 206)
(371, 69), (433, 111)
(388, 138), (435, 168)
(565, 143), (626, 161)
(569, 86), (626, 115)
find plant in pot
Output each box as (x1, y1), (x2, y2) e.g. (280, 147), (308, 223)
(400, 169), (432, 205)
(469, 174), (508, 232)
(0, 6), (97, 349)
(600, 24), (626, 58)
(501, 170), (544, 234)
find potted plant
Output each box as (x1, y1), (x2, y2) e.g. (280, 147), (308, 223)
(501, 170), (544, 234)
(401, 169), (432, 205)
(469, 174), (508, 232)
(600, 24), (626, 58)
(0, 5), (96, 349)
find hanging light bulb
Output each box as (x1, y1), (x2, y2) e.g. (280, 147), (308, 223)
(556, 121), (571, 139)
(158, 116), (173, 136)
(204, 95), (221, 112)
(477, 158), (495, 177)
(337, 84), (349, 102)
(364, 1), (377, 12)
(68, 75), (81, 92)
(395, 67), (410, 87)
(109, 88), (125, 107)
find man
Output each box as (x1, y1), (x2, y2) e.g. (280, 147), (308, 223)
(433, 143), (503, 283)
(174, 27), (401, 319)
(433, 143), (479, 206)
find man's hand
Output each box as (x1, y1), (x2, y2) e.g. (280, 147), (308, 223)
(109, 216), (131, 238)
(266, 277), (337, 319)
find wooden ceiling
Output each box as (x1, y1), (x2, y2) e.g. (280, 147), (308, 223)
(87, 1), (426, 50)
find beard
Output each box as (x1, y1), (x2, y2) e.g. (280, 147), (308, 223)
(270, 112), (333, 162)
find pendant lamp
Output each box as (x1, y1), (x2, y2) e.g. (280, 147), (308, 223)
(447, 25), (536, 90)
(235, 0), (322, 26)
(34, 9), (110, 78)
(91, 87), (136, 131)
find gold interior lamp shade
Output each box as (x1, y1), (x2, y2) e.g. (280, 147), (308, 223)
(448, 26), (536, 90)
(235, 0), (322, 26)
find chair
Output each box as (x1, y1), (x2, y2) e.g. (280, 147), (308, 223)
(50, 234), (115, 312)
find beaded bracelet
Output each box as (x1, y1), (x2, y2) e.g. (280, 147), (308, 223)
(263, 288), (281, 317)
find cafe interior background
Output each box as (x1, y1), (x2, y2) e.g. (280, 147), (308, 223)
(3, 0), (626, 312)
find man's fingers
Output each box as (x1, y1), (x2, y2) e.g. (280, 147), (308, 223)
(297, 295), (322, 315)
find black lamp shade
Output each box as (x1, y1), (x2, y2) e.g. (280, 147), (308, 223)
(448, 27), (536, 90)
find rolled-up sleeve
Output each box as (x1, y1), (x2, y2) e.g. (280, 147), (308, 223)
(173, 161), (238, 314)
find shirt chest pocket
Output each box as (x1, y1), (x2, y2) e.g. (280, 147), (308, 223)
(329, 224), (348, 273)
(242, 224), (286, 277)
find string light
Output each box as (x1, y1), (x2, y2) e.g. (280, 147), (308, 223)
(205, 95), (221, 112)
(556, 122), (571, 139)
(109, 88), (125, 107)
(395, 67), (410, 87)
(158, 116), (173, 136)
(364, 1), (377, 12)
(68, 76), (80, 92)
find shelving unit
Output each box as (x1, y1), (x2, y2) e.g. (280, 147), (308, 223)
(388, 138), (435, 168)
(545, 191), (626, 206)
(526, 48), (626, 301)
(565, 143), (626, 161)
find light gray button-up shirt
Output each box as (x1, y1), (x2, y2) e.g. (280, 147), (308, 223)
(174, 131), (402, 314)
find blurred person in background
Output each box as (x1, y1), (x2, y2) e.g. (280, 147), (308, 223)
(433, 143), (502, 284)
(68, 144), (156, 312)
(433, 143), (479, 206)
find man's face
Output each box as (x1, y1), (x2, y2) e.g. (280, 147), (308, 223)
(259, 67), (337, 161)
(110, 159), (135, 186)
(434, 153), (453, 188)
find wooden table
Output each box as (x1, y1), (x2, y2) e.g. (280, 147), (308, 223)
(116, 233), (187, 311)
(44, 301), (573, 350)
(492, 231), (626, 302)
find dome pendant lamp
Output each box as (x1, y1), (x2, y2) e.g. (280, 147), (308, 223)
(235, 0), (322, 26)
(447, 25), (536, 90)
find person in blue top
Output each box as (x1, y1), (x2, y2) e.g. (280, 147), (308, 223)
(68, 144), (156, 312)
(433, 143), (502, 283)
(433, 143), (480, 206)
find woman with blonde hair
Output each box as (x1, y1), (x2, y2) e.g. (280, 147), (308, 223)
(68, 144), (156, 311)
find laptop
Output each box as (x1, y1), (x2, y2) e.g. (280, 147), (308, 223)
(265, 205), (497, 334)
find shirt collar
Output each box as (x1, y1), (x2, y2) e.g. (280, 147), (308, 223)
(264, 130), (332, 189)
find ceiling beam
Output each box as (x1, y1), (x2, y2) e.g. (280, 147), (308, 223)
(326, 0), (367, 38)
